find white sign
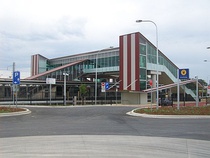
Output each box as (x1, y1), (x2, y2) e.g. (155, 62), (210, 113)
(46, 78), (56, 84)
(208, 86), (210, 94)
(101, 82), (105, 92)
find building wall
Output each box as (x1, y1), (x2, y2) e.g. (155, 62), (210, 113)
(31, 54), (48, 76)
(119, 32), (140, 91)
(121, 92), (147, 104)
(31, 54), (39, 76)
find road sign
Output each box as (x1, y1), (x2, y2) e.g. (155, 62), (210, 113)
(13, 71), (20, 84)
(105, 82), (109, 90)
(208, 86), (210, 95)
(101, 82), (105, 92)
(179, 69), (189, 79)
(46, 78), (56, 84)
(149, 80), (153, 87)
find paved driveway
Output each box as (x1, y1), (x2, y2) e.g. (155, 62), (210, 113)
(1, 105), (210, 157)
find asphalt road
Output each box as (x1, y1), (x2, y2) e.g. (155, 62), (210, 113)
(1, 105), (210, 157)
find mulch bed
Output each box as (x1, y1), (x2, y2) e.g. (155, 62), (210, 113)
(135, 103), (210, 115)
(0, 107), (25, 113)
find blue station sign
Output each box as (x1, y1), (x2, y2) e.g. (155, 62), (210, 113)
(179, 69), (189, 79)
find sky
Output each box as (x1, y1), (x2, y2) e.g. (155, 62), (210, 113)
(0, 0), (210, 82)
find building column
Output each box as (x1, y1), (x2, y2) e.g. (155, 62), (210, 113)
(168, 88), (172, 100)
(26, 85), (29, 99)
(151, 74), (156, 103)
(0, 84), (5, 98)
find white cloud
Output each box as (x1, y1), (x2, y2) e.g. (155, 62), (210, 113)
(0, 0), (210, 80)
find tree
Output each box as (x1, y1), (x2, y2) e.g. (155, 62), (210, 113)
(79, 84), (87, 105)
(199, 79), (207, 86)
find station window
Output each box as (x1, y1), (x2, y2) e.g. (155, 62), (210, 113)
(140, 81), (146, 91)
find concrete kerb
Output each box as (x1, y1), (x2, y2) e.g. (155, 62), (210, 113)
(2, 104), (210, 119)
(126, 107), (210, 119)
(0, 104), (115, 117)
(0, 108), (31, 117)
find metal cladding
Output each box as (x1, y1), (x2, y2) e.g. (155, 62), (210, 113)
(31, 54), (39, 76)
(119, 32), (140, 91)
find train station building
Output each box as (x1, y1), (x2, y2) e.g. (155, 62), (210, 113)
(0, 32), (197, 105)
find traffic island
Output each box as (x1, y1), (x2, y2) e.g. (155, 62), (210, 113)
(127, 105), (210, 118)
(0, 106), (31, 117)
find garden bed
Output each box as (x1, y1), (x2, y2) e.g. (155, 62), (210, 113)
(0, 106), (25, 113)
(134, 106), (210, 115)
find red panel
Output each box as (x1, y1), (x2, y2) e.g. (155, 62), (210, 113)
(119, 35), (124, 91)
(119, 32), (141, 91)
(36, 55), (39, 75)
(127, 34), (131, 91)
(34, 55), (37, 76)
(30, 54), (38, 77)
(31, 56), (34, 76)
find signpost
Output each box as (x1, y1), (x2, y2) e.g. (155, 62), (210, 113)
(149, 80), (153, 110)
(101, 82), (110, 104)
(105, 82), (109, 104)
(46, 78), (56, 105)
(177, 69), (189, 110)
(116, 86), (118, 105)
(13, 71), (20, 107)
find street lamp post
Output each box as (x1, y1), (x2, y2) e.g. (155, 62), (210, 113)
(12, 62), (15, 105)
(204, 47), (210, 97)
(95, 47), (114, 105)
(204, 60), (209, 85)
(95, 52), (98, 105)
(204, 46), (210, 84)
(63, 72), (69, 106)
(195, 76), (199, 107)
(136, 19), (159, 109)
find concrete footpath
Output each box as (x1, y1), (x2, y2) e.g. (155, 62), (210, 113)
(1, 135), (210, 158)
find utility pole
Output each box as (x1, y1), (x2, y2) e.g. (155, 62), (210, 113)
(12, 62), (15, 105)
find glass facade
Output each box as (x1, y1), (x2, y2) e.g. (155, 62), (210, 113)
(38, 56), (48, 73)
(138, 36), (146, 90)
(146, 43), (177, 78)
(97, 55), (119, 68)
(158, 53), (177, 77)
(147, 44), (157, 64)
(139, 37), (147, 90)
(35, 49), (119, 81)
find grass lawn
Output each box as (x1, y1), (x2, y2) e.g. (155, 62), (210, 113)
(134, 105), (210, 115)
(0, 107), (25, 113)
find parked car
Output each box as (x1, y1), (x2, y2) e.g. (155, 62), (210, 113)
(159, 98), (173, 106)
